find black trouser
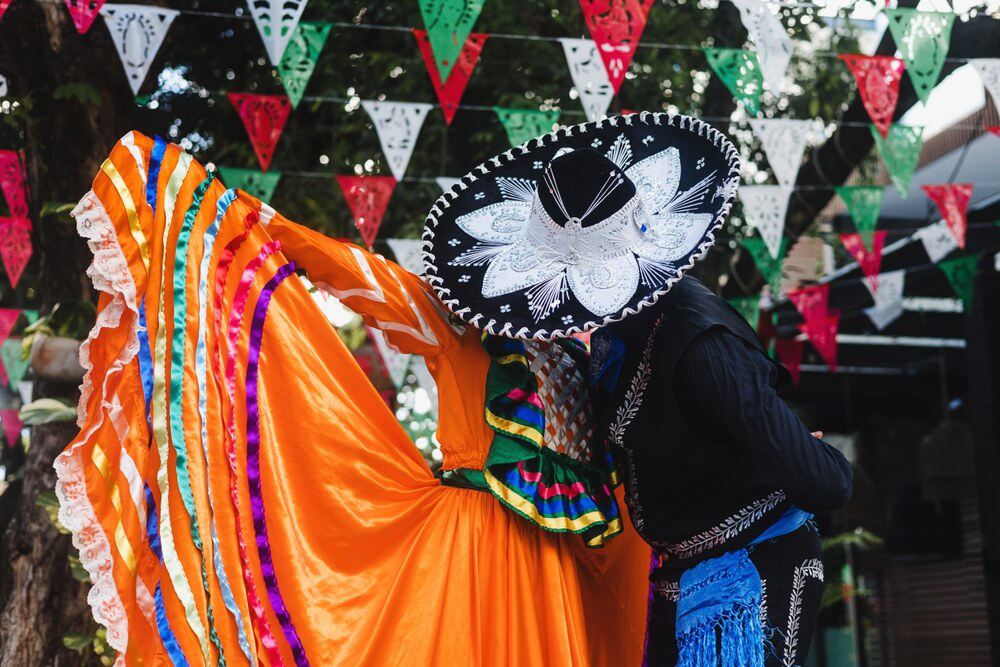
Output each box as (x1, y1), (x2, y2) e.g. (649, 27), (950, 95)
(646, 522), (824, 666)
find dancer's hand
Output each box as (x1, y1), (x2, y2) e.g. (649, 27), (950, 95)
(810, 431), (824, 440)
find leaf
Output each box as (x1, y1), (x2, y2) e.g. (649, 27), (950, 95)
(820, 527), (883, 552)
(20, 398), (77, 425)
(67, 553), (90, 583)
(38, 202), (76, 217)
(51, 83), (100, 106)
(62, 632), (95, 653)
(36, 490), (69, 533)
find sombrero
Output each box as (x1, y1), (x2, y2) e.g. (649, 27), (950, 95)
(421, 112), (741, 340)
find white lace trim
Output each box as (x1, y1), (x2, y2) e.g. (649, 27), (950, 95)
(53, 190), (142, 654)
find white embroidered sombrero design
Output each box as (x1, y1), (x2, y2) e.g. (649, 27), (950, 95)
(422, 112), (741, 340)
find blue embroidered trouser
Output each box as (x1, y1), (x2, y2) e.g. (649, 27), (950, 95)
(647, 522), (824, 667)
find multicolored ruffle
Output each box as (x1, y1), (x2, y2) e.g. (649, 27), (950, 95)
(480, 335), (623, 547)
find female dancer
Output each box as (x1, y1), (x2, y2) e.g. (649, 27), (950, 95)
(56, 128), (652, 666)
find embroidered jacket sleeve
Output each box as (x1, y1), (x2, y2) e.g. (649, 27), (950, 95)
(265, 215), (454, 356)
(674, 328), (853, 513)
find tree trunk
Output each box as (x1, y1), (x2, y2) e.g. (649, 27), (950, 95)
(0, 1), (132, 664)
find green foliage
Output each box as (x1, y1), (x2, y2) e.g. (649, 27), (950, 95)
(36, 490), (69, 535)
(23, 301), (95, 341)
(20, 398), (77, 425)
(52, 83), (100, 106)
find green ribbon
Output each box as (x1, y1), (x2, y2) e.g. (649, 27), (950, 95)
(836, 185), (882, 250)
(278, 21), (332, 108)
(743, 236), (789, 296)
(704, 48), (763, 115)
(493, 107), (560, 147)
(886, 9), (955, 105)
(218, 167), (282, 203)
(938, 255), (977, 310)
(870, 124), (923, 198)
(419, 0), (486, 81)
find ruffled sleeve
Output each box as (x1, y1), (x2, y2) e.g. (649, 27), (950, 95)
(263, 207), (457, 357)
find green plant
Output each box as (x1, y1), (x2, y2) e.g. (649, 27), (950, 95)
(21, 301), (96, 359)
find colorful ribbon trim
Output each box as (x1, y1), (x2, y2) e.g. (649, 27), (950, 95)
(246, 261), (311, 666)
(170, 174), (227, 666)
(480, 334), (623, 548)
(146, 484), (189, 667)
(196, 188), (255, 664)
(212, 213), (284, 665)
(148, 151), (212, 663)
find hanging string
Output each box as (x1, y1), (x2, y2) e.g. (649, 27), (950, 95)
(157, 6), (987, 65)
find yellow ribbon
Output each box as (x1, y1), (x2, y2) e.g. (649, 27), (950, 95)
(100, 158), (150, 273)
(90, 443), (138, 573)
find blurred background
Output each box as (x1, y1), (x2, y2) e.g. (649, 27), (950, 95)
(0, 0), (999, 665)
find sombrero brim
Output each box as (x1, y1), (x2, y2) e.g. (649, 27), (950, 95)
(421, 112), (741, 341)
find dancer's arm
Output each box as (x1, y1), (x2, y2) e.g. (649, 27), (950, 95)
(675, 328), (853, 513)
(263, 207), (456, 357)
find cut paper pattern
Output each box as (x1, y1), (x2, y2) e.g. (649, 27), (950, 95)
(0, 308), (21, 347)
(65, 0), (105, 34)
(336, 175), (396, 248)
(361, 100), (433, 181)
(864, 269), (905, 331)
(0, 408), (21, 448)
(922, 183), (972, 249)
(970, 59), (1000, 113)
(413, 29), (488, 125)
(885, 9), (954, 105)
(840, 55), (904, 138)
(228, 92), (292, 172)
(870, 124), (923, 198)
(0, 150), (28, 219)
(100, 4), (180, 95)
(774, 337), (804, 384)
(579, 0), (655, 94)
(560, 38), (615, 122)
(938, 255), (977, 310)
(704, 48), (763, 115)
(732, 0), (793, 93)
(418, 0), (486, 81)
(727, 295), (761, 330)
(739, 185), (792, 260)
(0, 217), (31, 287)
(742, 236), (789, 297)
(218, 167), (282, 203)
(494, 108), (561, 148)
(247, 0), (309, 66)
(749, 118), (812, 188)
(278, 21), (332, 108)
(1, 338), (28, 389)
(917, 220), (958, 263)
(386, 238), (425, 276)
(840, 231), (888, 293)
(835, 185), (882, 249)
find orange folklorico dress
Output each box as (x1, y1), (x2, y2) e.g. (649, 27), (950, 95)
(55, 131), (652, 666)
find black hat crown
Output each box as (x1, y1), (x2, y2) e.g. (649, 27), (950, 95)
(537, 148), (636, 229)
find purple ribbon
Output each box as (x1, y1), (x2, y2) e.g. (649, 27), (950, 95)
(244, 261), (310, 667)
